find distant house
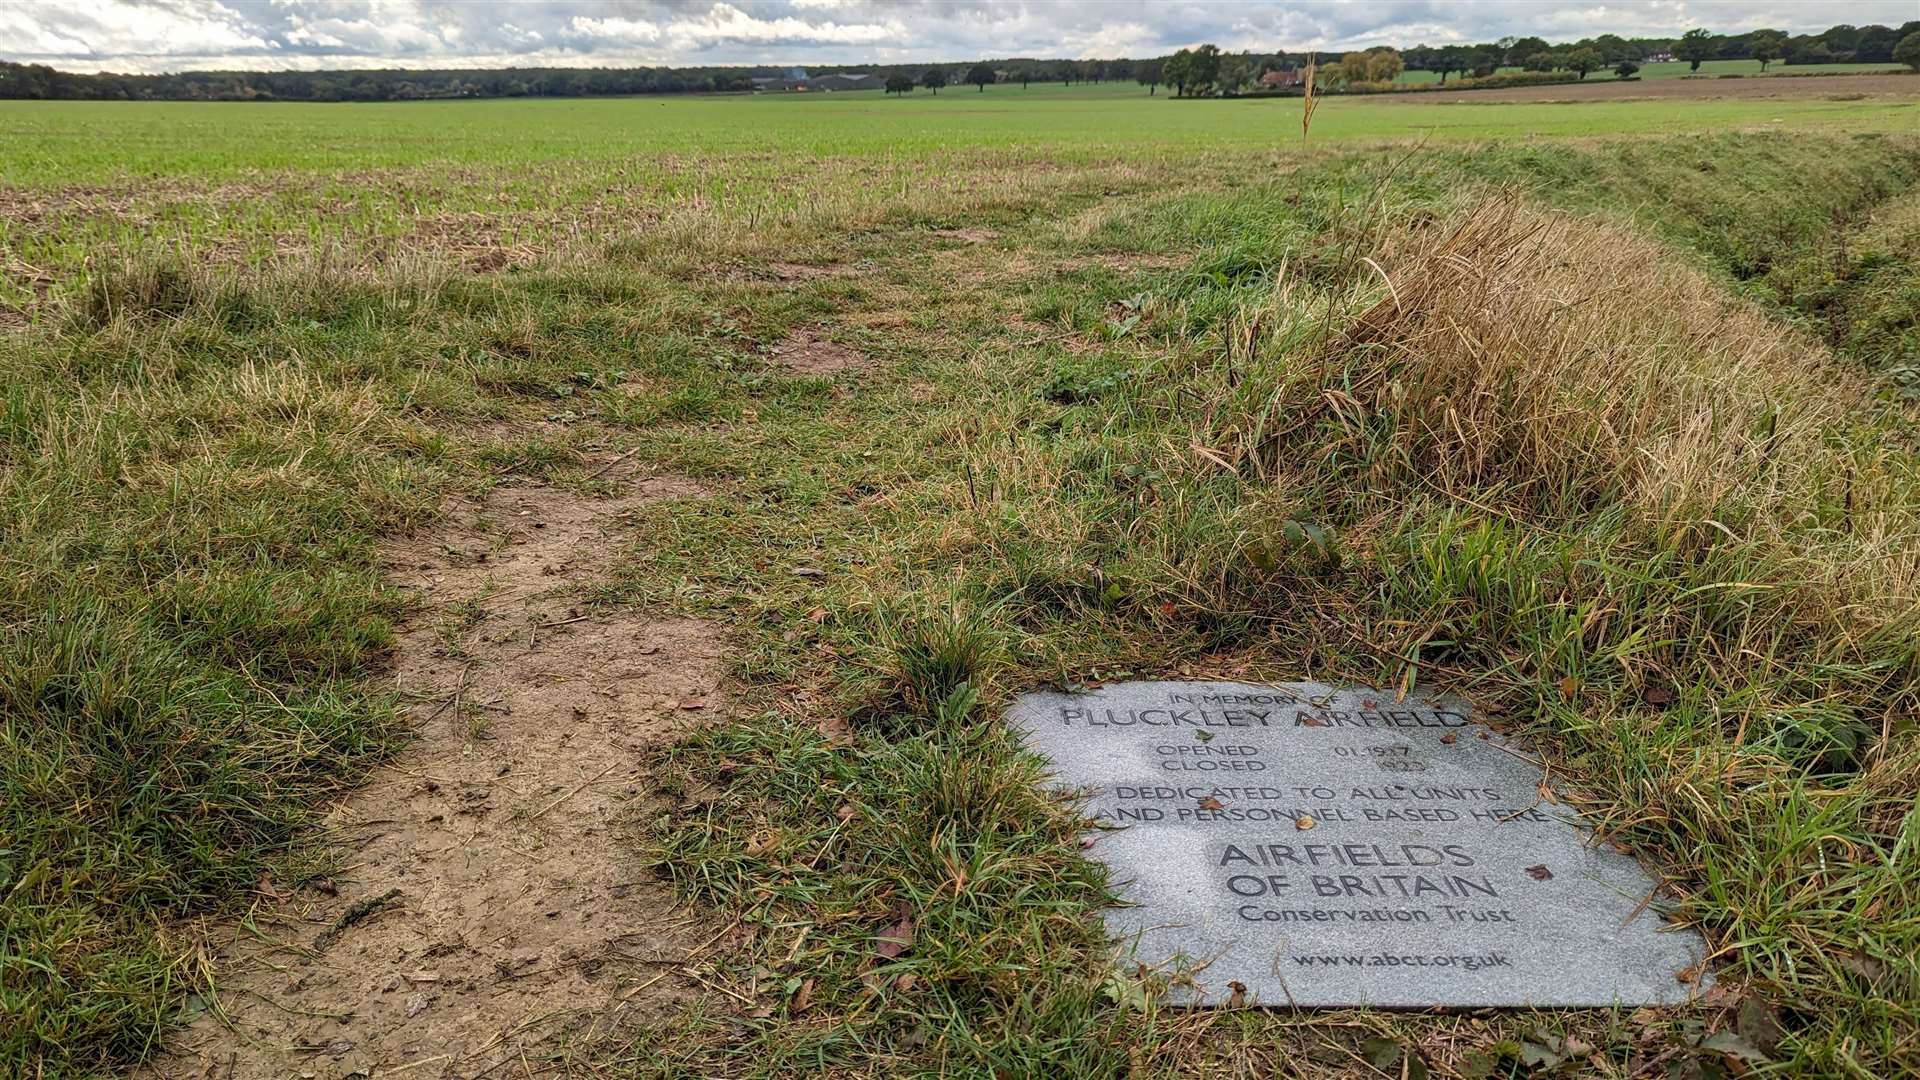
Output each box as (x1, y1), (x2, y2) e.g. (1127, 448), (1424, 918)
(1646, 51), (1676, 63)
(1259, 68), (1306, 89)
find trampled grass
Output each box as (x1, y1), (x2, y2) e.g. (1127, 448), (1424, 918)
(3, 85), (1919, 1078)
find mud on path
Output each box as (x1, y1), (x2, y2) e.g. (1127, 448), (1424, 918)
(154, 474), (722, 1079)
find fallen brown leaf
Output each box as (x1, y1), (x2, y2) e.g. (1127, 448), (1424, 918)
(255, 872), (287, 902)
(873, 901), (916, 961)
(1525, 864), (1553, 881)
(1841, 951), (1889, 987)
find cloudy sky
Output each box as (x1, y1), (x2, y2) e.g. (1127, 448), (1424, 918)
(4, 1), (1911, 74)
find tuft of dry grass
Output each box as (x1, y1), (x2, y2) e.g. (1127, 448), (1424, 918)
(1226, 197), (1920, 633)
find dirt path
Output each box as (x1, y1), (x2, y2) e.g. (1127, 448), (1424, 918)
(152, 470), (721, 1079)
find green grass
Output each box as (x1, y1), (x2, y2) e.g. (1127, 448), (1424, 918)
(4, 86), (1915, 184)
(4, 89), (1920, 1077)
(7, 88), (1916, 315)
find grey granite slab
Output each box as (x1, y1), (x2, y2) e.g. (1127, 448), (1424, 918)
(1010, 680), (1708, 1008)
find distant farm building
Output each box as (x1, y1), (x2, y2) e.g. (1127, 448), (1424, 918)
(1259, 68), (1306, 88)
(812, 73), (885, 91)
(751, 71), (886, 93)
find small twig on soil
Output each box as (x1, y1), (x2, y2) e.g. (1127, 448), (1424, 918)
(382, 1053), (454, 1077)
(586, 447), (640, 479)
(535, 614), (592, 629)
(685, 919), (739, 960)
(622, 970), (674, 998)
(469, 1010), (570, 1064)
(677, 966), (756, 1005)
(525, 762), (620, 821)
(312, 888), (402, 950)
(422, 662), (475, 727)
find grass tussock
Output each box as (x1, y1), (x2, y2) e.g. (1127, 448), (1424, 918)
(1264, 199), (1920, 611)
(875, 600), (1002, 721)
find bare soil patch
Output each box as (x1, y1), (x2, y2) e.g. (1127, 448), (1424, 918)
(771, 329), (870, 375)
(930, 226), (1000, 243)
(153, 479), (721, 1079)
(1392, 72), (1920, 105)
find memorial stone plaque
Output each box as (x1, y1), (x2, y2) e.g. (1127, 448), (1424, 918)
(1011, 681), (1708, 1007)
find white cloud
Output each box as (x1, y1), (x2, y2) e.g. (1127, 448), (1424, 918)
(0, 0), (269, 62)
(663, 3), (899, 49)
(568, 16), (664, 44)
(3, 0), (1912, 74)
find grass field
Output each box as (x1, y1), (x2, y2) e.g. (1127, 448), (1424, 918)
(6, 85), (1917, 315)
(6, 80), (1918, 182)
(4, 83), (1920, 1078)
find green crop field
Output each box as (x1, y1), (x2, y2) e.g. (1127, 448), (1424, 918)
(4, 79), (1920, 1080)
(6, 82), (1918, 186)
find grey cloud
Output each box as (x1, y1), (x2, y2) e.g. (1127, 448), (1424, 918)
(4, 0), (1913, 73)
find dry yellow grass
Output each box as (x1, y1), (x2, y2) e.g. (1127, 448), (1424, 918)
(1258, 199), (1920, 628)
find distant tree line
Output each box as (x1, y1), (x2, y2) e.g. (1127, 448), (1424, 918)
(2, 20), (1916, 102)
(0, 56), (1151, 101)
(1393, 22), (1920, 84)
